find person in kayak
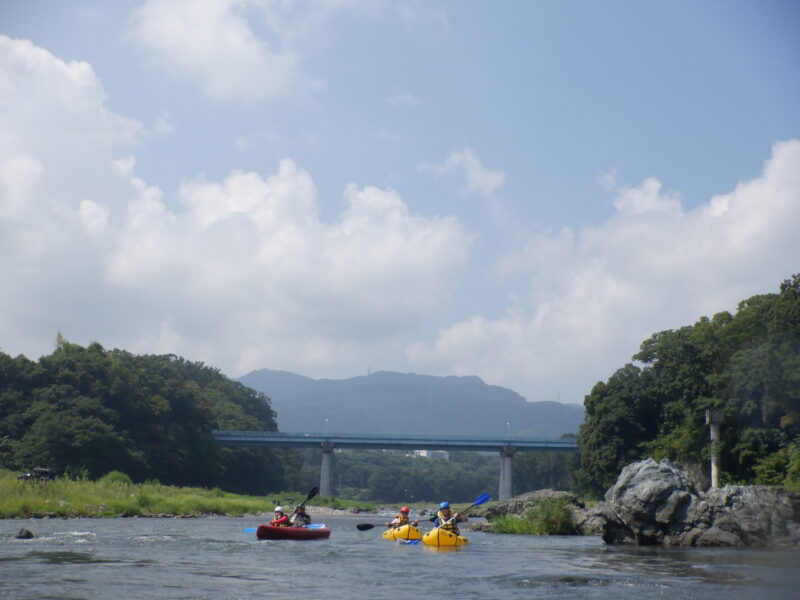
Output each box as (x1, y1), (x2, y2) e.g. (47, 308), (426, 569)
(289, 505), (311, 527)
(269, 506), (290, 527)
(385, 506), (419, 529)
(433, 501), (468, 534)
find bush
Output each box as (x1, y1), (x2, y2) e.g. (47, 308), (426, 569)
(99, 470), (133, 485)
(490, 497), (577, 535)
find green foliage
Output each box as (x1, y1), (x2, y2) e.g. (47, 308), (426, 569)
(0, 468), (275, 518)
(320, 449), (499, 503)
(99, 470), (133, 485)
(512, 451), (578, 494)
(577, 274), (800, 494)
(491, 497), (577, 535)
(0, 341), (287, 494)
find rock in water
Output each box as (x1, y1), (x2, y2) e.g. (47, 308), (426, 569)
(15, 528), (34, 539)
(597, 458), (800, 547)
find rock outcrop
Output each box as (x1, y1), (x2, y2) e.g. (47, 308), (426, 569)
(596, 458), (800, 547)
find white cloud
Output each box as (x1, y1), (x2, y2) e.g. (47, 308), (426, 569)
(0, 35), (473, 377)
(128, 0), (305, 102)
(127, 0), (393, 103)
(423, 147), (505, 199)
(408, 140), (800, 403)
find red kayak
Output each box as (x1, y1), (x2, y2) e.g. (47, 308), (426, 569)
(256, 525), (331, 540)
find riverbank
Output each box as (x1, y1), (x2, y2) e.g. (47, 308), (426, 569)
(0, 469), (374, 519)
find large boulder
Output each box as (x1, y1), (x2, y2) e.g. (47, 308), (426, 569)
(597, 458), (800, 547)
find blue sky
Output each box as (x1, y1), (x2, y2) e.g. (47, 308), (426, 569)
(1, 0), (799, 414)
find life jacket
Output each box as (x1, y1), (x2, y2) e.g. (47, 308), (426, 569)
(270, 514), (290, 527)
(436, 509), (459, 534)
(393, 513), (410, 527)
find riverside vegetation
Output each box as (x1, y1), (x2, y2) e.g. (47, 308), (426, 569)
(0, 469), (373, 519)
(489, 496), (578, 535)
(575, 274), (800, 496)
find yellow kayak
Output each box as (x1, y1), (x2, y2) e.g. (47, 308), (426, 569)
(383, 524), (421, 541)
(422, 528), (468, 546)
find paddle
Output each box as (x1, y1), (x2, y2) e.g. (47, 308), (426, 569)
(243, 486), (320, 533)
(430, 492), (491, 531)
(292, 486), (319, 515)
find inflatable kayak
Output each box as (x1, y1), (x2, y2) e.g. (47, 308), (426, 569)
(256, 525), (331, 540)
(382, 524), (422, 541)
(422, 528), (468, 546)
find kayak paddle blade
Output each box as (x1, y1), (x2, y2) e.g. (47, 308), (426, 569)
(307, 523), (326, 529)
(306, 486), (320, 502)
(356, 523), (375, 531)
(243, 528), (257, 533)
(472, 492), (491, 507)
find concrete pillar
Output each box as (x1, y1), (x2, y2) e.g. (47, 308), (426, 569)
(705, 409), (725, 489)
(499, 445), (516, 501)
(320, 442), (334, 497)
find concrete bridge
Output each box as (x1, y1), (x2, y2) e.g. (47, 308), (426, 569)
(212, 430), (578, 501)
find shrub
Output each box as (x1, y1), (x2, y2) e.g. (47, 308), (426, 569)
(490, 497), (577, 535)
(99, 470), (133, 485)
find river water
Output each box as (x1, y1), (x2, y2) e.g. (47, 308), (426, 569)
(2, 516), (799, 599)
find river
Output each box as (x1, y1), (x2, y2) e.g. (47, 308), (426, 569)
(2, 516), (799, 599)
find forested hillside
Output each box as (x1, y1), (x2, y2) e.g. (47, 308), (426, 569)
(0, 337), (287, 494)
(577, 274), (800, 495)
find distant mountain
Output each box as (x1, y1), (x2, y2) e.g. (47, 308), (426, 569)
(238, 369), (584, 438)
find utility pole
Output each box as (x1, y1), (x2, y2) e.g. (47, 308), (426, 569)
(705, 408), (725, 489)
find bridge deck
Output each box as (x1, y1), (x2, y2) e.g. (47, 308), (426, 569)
(212, 430), (577, 452)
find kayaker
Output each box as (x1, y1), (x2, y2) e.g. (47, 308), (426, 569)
(269, 506), (290, 527)
(289, 505), (311, 527)
(385, 506), (418, 529)
(433, 501), (468, 534)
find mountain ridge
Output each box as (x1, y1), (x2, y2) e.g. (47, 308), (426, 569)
(239, 369), (584, 438)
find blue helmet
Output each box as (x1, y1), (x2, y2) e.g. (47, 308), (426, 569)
(439, 501), (450, 509)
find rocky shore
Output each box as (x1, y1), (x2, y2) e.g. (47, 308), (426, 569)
(590, 458), (800, 547)
(475, 458), (800, 547)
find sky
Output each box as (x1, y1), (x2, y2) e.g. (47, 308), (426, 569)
(1, 0), (799, 410)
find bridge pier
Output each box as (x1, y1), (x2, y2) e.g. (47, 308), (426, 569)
(320, 442), (334, 497)
(499, 445), (516, 501)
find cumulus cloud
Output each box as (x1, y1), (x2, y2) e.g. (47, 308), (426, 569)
(0, 35), (473, 377)
(408, 140), (800, 403)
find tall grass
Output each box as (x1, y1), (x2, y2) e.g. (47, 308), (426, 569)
(0, 469), (276, 518)
(0, 469), (370, 518)
(490, 497), (578, 535)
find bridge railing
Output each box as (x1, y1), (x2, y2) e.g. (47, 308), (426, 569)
(212, 430), (578, 452)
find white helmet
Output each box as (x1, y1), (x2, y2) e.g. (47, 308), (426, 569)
(274, 506), (284, 512)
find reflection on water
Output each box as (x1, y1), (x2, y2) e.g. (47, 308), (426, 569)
(2, 516), (799, 600)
